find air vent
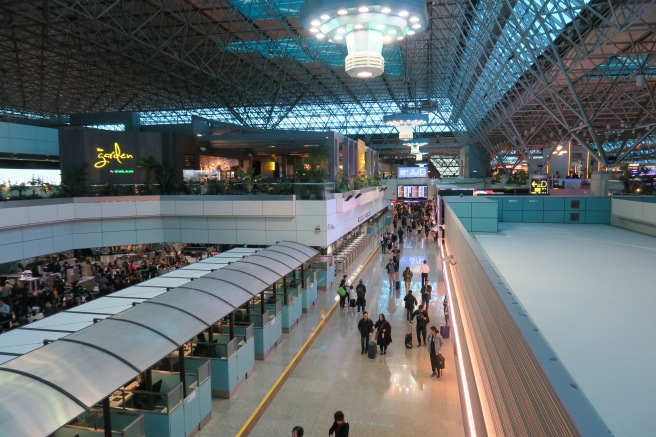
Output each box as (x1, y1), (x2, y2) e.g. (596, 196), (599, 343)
(570, 212), (580, 222)
(570, 200), (580, 208)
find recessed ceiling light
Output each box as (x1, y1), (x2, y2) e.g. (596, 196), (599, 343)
(397, 36), (404, 41)
(336, 27), (346, 34)
(384, 36), (392, 42)
(412, 23), (421, 29)
(334, 34), (343, 40)
(338, 9), (348, 15)
(407, 30), (416, 35)
(358, 6), (369, 13)
(320, 14), (330, 20)
(357, 71), (373, 77)
(388, 29), (397, 35)
(375, 24), (385, 30)
(399, 10), (409, 17)
(354, 23), (364, 29)
(311, 20), (321, 26)
(381, 7), (391, 13)
(310, 28), (319, 33)
(317, 33), (325, 39)
(410, 16), (420, 23)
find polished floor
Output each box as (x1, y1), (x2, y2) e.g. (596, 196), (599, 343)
(199, 230), (464, 437)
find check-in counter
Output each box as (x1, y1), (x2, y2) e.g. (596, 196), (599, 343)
(270, 284), (302, 333)
(247, 306), (282, 360)
(309, 256), (335, 290)
(299, 271), (318, 313)
(181, 359), (212, 433)
(109, 374), (185, 437)
(54, 410), (144, 437)
(202, 322), (255, 398)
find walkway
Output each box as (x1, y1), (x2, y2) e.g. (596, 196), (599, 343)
(199, 231), (464, 436)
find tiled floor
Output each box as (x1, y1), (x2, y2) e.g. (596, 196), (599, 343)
(199, 231), (464, 437)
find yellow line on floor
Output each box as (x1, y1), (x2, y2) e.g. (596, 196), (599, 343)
(236, 245), (379, 437)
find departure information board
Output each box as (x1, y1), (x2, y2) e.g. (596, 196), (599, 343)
(397, 185), (428, 199)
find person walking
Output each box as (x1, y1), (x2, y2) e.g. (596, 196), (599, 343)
(428, 326), (444, 378)
(398, 228), (404, 245)
(380, 235), (387, 254)
(403, 290), (418, 324)
(420, 260), (430, 284)
(329, 410), (349, 436)
(402, 266), (413, 292)
(374, 314), (392, 355)
(420, 279), (432, 308)
(355, 279), (367, 313)
(357, 311), (374, 354)
(412, 304), (430, 346)
(386, 259), (396, 290)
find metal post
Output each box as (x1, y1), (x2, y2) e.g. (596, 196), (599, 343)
(300, 264), (305, 282)
(283, 275), (287, 294)
(260, 291), (265, 312)
(272, 283), (277, 296)
(229, 312), (235, 340)
(179, 346), (187, 398)
(103, 397), (112, 437)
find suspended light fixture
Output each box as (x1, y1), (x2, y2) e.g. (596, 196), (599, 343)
(636, 73), (646, 89)
(383, 112), (428, 139)
(300, 1), (427, 78)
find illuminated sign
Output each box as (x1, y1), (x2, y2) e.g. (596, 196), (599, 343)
(530, 175), (549, 195)
(94, 143), (134, 168)
(110, 169), (135, 174)
(397, 185), (428, 199)
(398, 167), (428, 178)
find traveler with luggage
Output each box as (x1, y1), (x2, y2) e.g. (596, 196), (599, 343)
(374, 314), (392, 355)
(386, 259), (396, 289)
(428, 326), (444, 378)
(355, 279), (367, 313)
(357, 311), (374, 355)
(413, 304), (430, 346)
(403, 290), (418, 324)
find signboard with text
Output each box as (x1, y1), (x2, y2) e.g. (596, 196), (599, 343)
(530, 174), (549, 195)
(398, 167), (428, 178)
(397, 185), (428, 199)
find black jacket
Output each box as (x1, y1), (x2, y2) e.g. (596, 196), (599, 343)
(357, 317), (374, 336)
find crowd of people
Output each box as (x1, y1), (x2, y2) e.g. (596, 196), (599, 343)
(0, 252), (191, 333)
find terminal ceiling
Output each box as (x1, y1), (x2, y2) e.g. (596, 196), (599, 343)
(0, 0), (655, 165)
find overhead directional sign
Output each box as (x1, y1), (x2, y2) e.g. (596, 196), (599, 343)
(398, 167), (428, 178)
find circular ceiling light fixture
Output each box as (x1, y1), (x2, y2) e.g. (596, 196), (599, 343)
(383, 112), (429, 140)
(301, 1), (427, 79)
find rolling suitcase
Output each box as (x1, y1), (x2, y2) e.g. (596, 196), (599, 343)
(405, 333), (413, 349)
(367, 341), (377, 359)
(440, 324), (450, 339)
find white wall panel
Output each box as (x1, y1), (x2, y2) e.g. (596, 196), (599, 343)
(236, 217), (265, 230)
(641, 203), (656, 222)
(296, 200), (326, 216)
(136, 201), (160, 216)
(101, 219), (137, 232)
(0, 243), (24, 262)
(72, 233), (104, 249)
(160, 200), (176, 215)
(57, 204), (75, 221)
(180, 228), (209, 242)
(179, 217), (209, 229)
(0, 228), (23, 244)
(162, 217), (181, 228)
(135, 218), (162, 230)
(21, 224), (52, 242)
(51, 223), (73, 237)
(625, 200), (642, 221)
(236, 229), (266, 244)
(0, 207), (28, 228)
(136, 229), (164, 244)
(204, 201), (233, 216)
(102, 230), (137, 246)
(208, 229), (237, 243)
(175, 200), (204, 216)
(296, 231), (324, 247)
(73, 221), (102, 234)
(27, 205), (59, 224)
(207, 218), (237, 229)
(266, 230), (296, 245)
(163, 228), (181, 242)
(264, 218), (297, 231)
(264, 200), (295, 216)
(74, 203), (102, 219)
(101, 201), (136, 218)
(233, 201), (263, 216)
(52, 234), (74, 252)
(23, 238), (54, 258)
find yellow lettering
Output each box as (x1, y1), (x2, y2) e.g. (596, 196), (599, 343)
(94, 143), (134, 169)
